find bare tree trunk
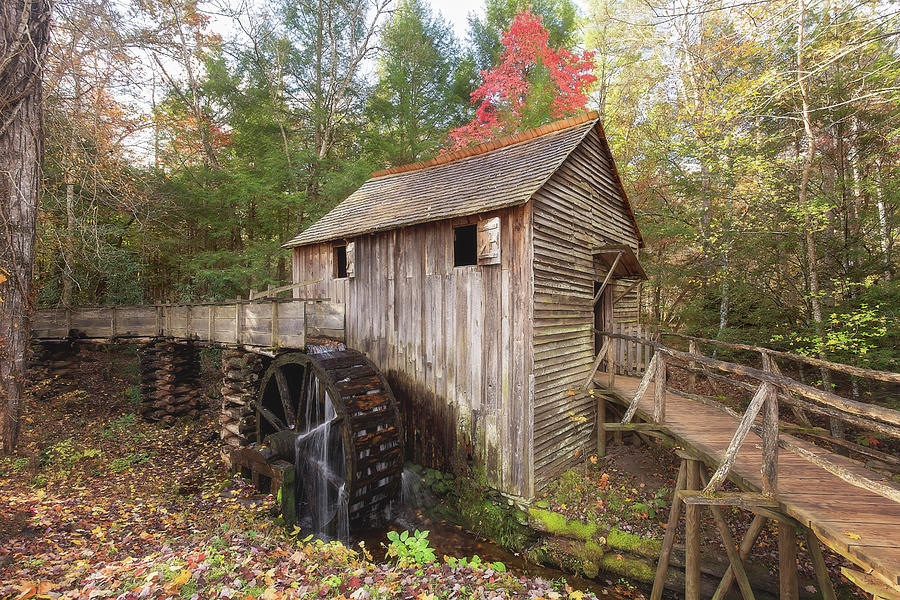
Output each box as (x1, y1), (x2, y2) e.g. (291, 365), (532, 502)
(0, 0), (51, 454)
(796, 0), (837, 435)
(875, 156), (893, 280)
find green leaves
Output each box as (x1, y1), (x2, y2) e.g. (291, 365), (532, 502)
(385, 529), (437, 566)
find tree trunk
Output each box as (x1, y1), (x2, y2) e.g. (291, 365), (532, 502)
(875, 156), (892, 281)
(796, 0), (836, 433)
(0, 0), (51, 454)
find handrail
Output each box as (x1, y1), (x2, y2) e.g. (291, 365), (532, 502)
(592, 327), (900, 504)
(597, 329), (900, 427)
(660, 331), (900, 384)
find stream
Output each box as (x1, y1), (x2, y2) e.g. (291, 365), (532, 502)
(353, 510), (629, 599)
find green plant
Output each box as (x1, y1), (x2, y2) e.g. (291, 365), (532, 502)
(109, 452), (149, 472)
(385, 529), (435, 566)
(125, 385), (141, 405)
(444, 554), (507, 572)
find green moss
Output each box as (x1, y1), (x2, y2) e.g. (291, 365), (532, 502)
(528, 508), (599, 541)
(606, 528), (661, 558)
(596, 552), (655, 582)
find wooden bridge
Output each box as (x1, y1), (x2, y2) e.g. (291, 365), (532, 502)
(593, 329), (900, 600)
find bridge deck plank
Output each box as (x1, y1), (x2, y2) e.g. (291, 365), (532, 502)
(603, 375), (900, 589)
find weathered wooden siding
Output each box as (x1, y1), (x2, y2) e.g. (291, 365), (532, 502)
(291, 205), (534, 498)
(531, 125), (641, 491)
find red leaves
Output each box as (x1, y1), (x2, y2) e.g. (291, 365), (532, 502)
(447, 10), (596, 151)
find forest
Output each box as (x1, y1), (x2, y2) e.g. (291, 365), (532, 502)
(27, 0), (900, 369)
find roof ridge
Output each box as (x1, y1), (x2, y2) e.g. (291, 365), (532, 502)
(370, 111), (599, 179)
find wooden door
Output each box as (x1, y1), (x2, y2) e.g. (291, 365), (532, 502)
(593, 281), (614, 355)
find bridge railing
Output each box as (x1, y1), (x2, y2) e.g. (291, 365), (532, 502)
(31, 298), (345, 350)
(591, 329), (900, 504)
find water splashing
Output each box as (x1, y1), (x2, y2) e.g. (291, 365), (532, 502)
(294, 372), (349, 541)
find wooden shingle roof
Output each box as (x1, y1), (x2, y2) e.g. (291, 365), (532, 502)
(284, 112), (630, 248)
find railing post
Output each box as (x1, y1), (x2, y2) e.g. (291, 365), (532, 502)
(271, 300), (279, 348)
(596, 394), (606, 458)
(607, 323), (616, 388)
(654, 351), (666, 423)
(761, 377), (779, 495)
(688, 339), (698, 393)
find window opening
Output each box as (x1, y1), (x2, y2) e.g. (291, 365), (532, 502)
(454, 225), (478, 267)
(334, 245), (348, 278)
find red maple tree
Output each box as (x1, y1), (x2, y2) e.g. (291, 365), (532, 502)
(446, 10), (596, 150)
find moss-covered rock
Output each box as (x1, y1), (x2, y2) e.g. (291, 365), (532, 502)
(528, 508), (600, 541)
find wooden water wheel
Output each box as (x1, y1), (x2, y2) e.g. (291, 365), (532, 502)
(255, 349), (403, 533)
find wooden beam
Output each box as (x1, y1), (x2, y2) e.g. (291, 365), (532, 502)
(583, 339), (610, 389)
(249, 278), (322, 301)
(709, 503), (756, 600)
(592, 251), (622, 305)
(596, 395), (606, 458)
(676, 491), (779, 509)
(650, 460), (687, 600)
(621, 352), (657, 424)
(662, 331), (900, 384)
(805, 530), (836, 600)
(654, 351), (666, 422)
(604, 422), (667, 432)
(711, 515), (768, 600)
(685, 459), (702, 600)
(778, 522), (799, 600)
(703, 382), (774, 494)
(598, 329), (900, 427)
(840, 568), (900, 600)
(613, 278), (641, 305)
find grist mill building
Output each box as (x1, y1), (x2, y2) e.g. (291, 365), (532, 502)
(285, 111), (646, 499)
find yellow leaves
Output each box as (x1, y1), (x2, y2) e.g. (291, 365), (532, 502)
(589, 455), (598, 464)
(164, 569), (191, 594)
(91, 525), (104, 539)
(569, 591), (585, 600)
(845, 531), (861, 540)
(261, 588), (281, 600)
(416, 593), (435, 600)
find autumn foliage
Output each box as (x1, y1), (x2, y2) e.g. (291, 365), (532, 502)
(447, 10), (596, 150)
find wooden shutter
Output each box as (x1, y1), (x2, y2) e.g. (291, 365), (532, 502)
(346, 241), (356, 278)
(477, 217), (501, 265)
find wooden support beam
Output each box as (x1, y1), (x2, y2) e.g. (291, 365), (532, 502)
(650, 460), (687, 600)
(778, 521), (799, 600)
(613, 278), (640, 305)
(709, 503), (756, 600)
(704, 382), (774, 494)
(685, 458), (702, 600)
(596, 395), (606, 458)
(840, 568), (900, 600)
(592, 251), (622, 305)
(676, 491), (779, 509)
(583, 339), (610, 389)
(804, 530), (836, 600)
(603, 422), (667, 432)
(711, 515), (768, 600)
(654, 351), (666, 422)
(249, 278), (322, 301)
(621, 352), (657, 424)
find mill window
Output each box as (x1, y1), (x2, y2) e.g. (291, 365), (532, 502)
(334, 245), (348, 278)
(453, 225), (478, 267)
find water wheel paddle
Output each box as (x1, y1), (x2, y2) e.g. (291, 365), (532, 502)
(255, 349), (403, 536)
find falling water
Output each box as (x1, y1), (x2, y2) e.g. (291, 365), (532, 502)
(294, 373), (349, 541)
